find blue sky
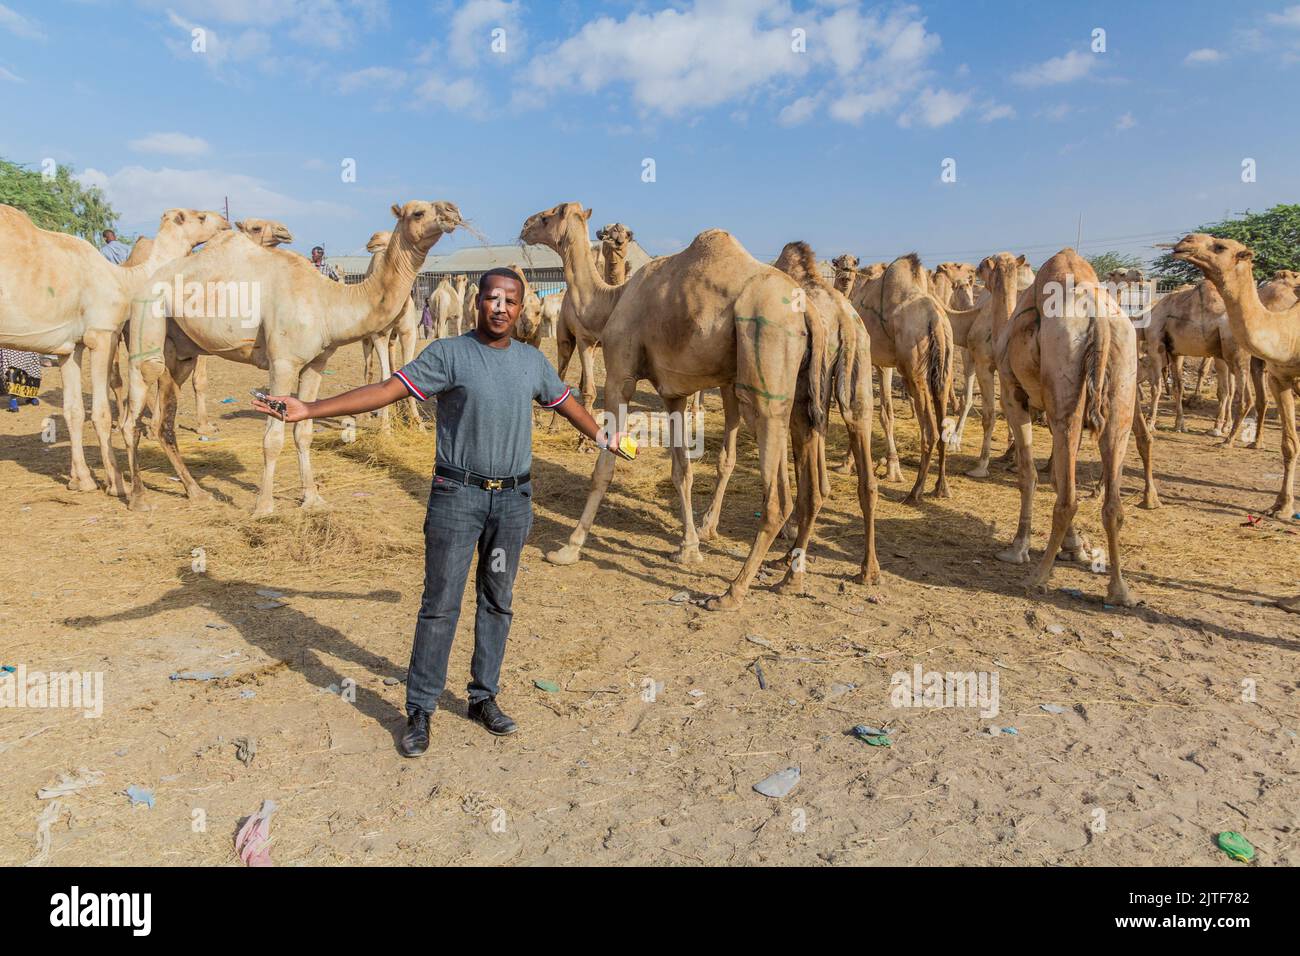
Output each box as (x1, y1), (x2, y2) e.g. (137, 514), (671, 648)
(2, 0), (1298, 266)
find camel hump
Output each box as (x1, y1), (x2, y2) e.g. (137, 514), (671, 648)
(686, 229), (743, 257)
(773, 241), (826, 291)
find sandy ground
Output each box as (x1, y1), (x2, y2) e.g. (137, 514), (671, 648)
(1, 339), (1296, 866)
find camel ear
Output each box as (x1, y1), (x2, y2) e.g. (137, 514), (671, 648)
(391, 203), (402, 219)
(235, 220), (245, 231)
(625, 229), (634, 242)
(171, 210), (187, 226)
(1236, 248), (1253, 262)
(1015, 255), (1027, 266)
(583, 208), (593, 221)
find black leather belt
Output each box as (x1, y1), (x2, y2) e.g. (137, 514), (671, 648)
(435, 464), (530, 490)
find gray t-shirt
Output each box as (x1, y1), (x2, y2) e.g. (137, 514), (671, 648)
(393, 331), (570, 477)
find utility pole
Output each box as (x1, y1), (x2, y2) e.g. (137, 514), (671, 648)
(1075, 213), (1082, 250)
(224, 196), (230, 224)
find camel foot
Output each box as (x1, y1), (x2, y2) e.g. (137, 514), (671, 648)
(1208, 426), (1223, 438)
(1174, 423), (1188, 434)
(546, 544), (582, 566)
(68, 475), (99, 493)
(698, 522), (719, 542)
(185, 487), (214, 505)
(996, 543), (1030, 565)
(853, 563), (881, 586)
(966, 463), (990, 479)
(772, 571), (806, 596)
(301, 493), (328, 511)
(671, 545), (704, 566)
(704, 591), (742, 612)
(128, 494), (155, 514)
(902, 490), (923, 507)
(884, 461), (903, 483)
(1141, 493), (1161, 510)
(930, 480), (953, 499)
(1107, 580), (1136, 608)
(833, 460), (855, 475)
(1266, 498), (1295, 519)
(196, 423), (218, 437)
(944, 436), (963, 454)
(252, 500), (276, 518)
(1248, 440), (1263, 451)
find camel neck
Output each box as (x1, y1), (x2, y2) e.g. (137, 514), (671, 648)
(1210, 266), (1300, 367)
(322, 231), (427, 348)
(559, 228), (623, 335)
(987, 267), (1018, 341)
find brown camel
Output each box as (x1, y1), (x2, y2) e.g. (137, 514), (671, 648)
(520, 202), (826, 611)
(846, 254), (955, 503)
(1173, 235), (1300, 518)
(125, 200), (461, 514)
(994, 248), (1155, 605)
(0, 205), (226, 497)
(596, 223), (634, 284)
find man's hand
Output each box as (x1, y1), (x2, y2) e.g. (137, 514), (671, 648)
(252, 395), (310, 423)
(598, 430), (638, 461)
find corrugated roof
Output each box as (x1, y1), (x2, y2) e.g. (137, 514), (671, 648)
(328, 238), (652, 275)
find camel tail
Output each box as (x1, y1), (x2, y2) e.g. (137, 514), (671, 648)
(926, 312), (953, 427)
(802, 302), (828, 432)
(1083, 303), (1111, 435)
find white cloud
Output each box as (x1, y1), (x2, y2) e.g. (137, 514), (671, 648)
(129, 132), (211, 157)
(1115, 112), (1137, 131)
(1266, 4), (1300, 26)
(448, 0), (525, 66)
(338, 66), (407, 94)
(979, 101), (1015, 122)
(1184, 47), (1224, 64)
(1040, 102), (1072, 121)
(777, 95), (819, 127)
(0, 3), (45, 40)
(0, 64), (23, 83)
(1011, 49), (1097, 87)
(829, 88), (901, 123)
(163, 11), (272, 71)
(75, 165), (353, 224)
(898, 87), (971, 128)
(414, 74), (485, 112)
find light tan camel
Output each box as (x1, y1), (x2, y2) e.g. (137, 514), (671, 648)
(1174, 235), (1300, 517)
(0, 205), (226, 497)
(462, 280), (478, 331)
(506, 264), (545, 348)
(994, 249), (1155, 605)
(124, 200), (461, 514)
(520, 202), (827, 610)
(359, 230), (423, 432)
(771, 241), (879, 589)
(596, 223), (634, 284)
(540, 288), (564, 340)
(1142, 279), (1263, 446)
(846, 254), (955, 503)
(425, 277), (462, 339)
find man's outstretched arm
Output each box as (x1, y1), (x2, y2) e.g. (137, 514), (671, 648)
(550, 392), (635, 459)
(253, 376), (409, 423)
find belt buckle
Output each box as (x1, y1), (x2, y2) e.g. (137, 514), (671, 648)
(484, 478), (504, 490)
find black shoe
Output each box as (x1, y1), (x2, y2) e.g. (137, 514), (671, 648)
(468, 697), (517, 736)
(400, 709), (432, 757)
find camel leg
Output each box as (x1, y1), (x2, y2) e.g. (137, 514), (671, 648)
(374, 337), (392, 434)
(996, 408), (1035, 564)
(665, 395), (704, 565)
(1172, 355), (1189, 433)
(1209, 357), (1231, 436)
(1057, 426), (1094, 561)
(83, 330), (127, 498)
(836, 365), (879, 585)
(1219, 360), (1249, 447)
(1097, 410), (1136, 606)
(966, 361), (997, 478)
(1148, 348), (1166, 430)
(548, 323), (576, 434)
(59, 345), (98, 492)
(396, 327), (424, 429)
(705, 406), (795, 612)
(698, 387), (740, 541)
(1266, 375), (1296, 519)
(545, 374), (637, 565)
(1029, 415), (1083, 592)
(160, 355), (212, 504)
(947, 349), (976, 454)
(293, 355), (331, 509)
(253, 360), (302, 517)
(1193, 356), (1210, 399)
(575, 342), (598, 451)
(192, 355), (215, 436)
(109, 332), (127, 430)
(1249, 358), (1267, 450)
(876, 366), (902, 481)
(1132, 392), (1159, 509)
(774, 398), (824, 596)
(903, 368), (938, 505)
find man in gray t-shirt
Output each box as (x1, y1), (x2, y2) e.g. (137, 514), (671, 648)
(253, 268), (635, 757)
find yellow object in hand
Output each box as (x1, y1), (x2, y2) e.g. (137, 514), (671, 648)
(617, 434), (639, 460)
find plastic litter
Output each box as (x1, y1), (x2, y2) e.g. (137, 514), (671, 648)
(753, 766), (800, 798)
(169, 669), (233, 682)
(239, 690), (256, 699)
(235, 800), (276, 867)
(1046, 624), (1066, 635)
(1040, 704), (1067, 714)
(850, 724), (893, 741)
(37, 768), (105, 799)
(255, 589), (284, 599)
(124, 785), (155, 809)
(1061, 588), (1084, 599)
(533, 679), (560, 693)
(1216, 831), (1255, 863)
(1, 664), (15, 673)
(745, 634), (773, 648)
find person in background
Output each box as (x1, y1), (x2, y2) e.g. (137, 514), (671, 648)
(311, 245), (341, 281)
(1, 348), (43, 412)
(99, 229), (131, 264)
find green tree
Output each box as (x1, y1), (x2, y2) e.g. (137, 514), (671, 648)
(0, 157), (118, 243)
(1087, 251), (1145, 277)
(1151, 204), (1300, 284)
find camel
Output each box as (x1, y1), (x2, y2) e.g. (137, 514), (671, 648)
(994, 248), (1155, 606)
(0, 205), (226, 497)
(462, 280), (478, 331)
(124, 200), (462, 514)
(359, 230), (423, 432)
(520, 202), (827, 610)
(596, 223), (634, 284)
(1173, 235), (1300, 518)
(504, 264), (546, 348)
(1141, 279), (1263, 446)
(771, 241), (879, 589)
(932, 262), (979, 310)
(426, 276), (464, 339)
(540, 289), (564, 340)
(845, 254), (955, 503)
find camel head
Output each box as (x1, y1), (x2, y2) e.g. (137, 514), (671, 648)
(859, 262), (887, 282)
(976, 252), (1027, 294)
(519, 202), (591, 251)
(159, 208), (229, 249)
(389, 200), (462, 254)
(1271, 269), (1300, 288)
(1172, 233), (1252, 282)
(596, 222), (633, 253)
(935, 261), (977, 287)
(236, 218), (294, 247)
(365, 230), (392, 254)
(831, 253), (860, 291)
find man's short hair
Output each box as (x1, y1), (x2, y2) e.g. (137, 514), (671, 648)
(311, 246), (324, 254)
(102, 229), (115, 239)
(478, 267), (525, 298)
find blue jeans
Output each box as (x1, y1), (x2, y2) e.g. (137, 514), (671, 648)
(406, 476), (533, 714)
